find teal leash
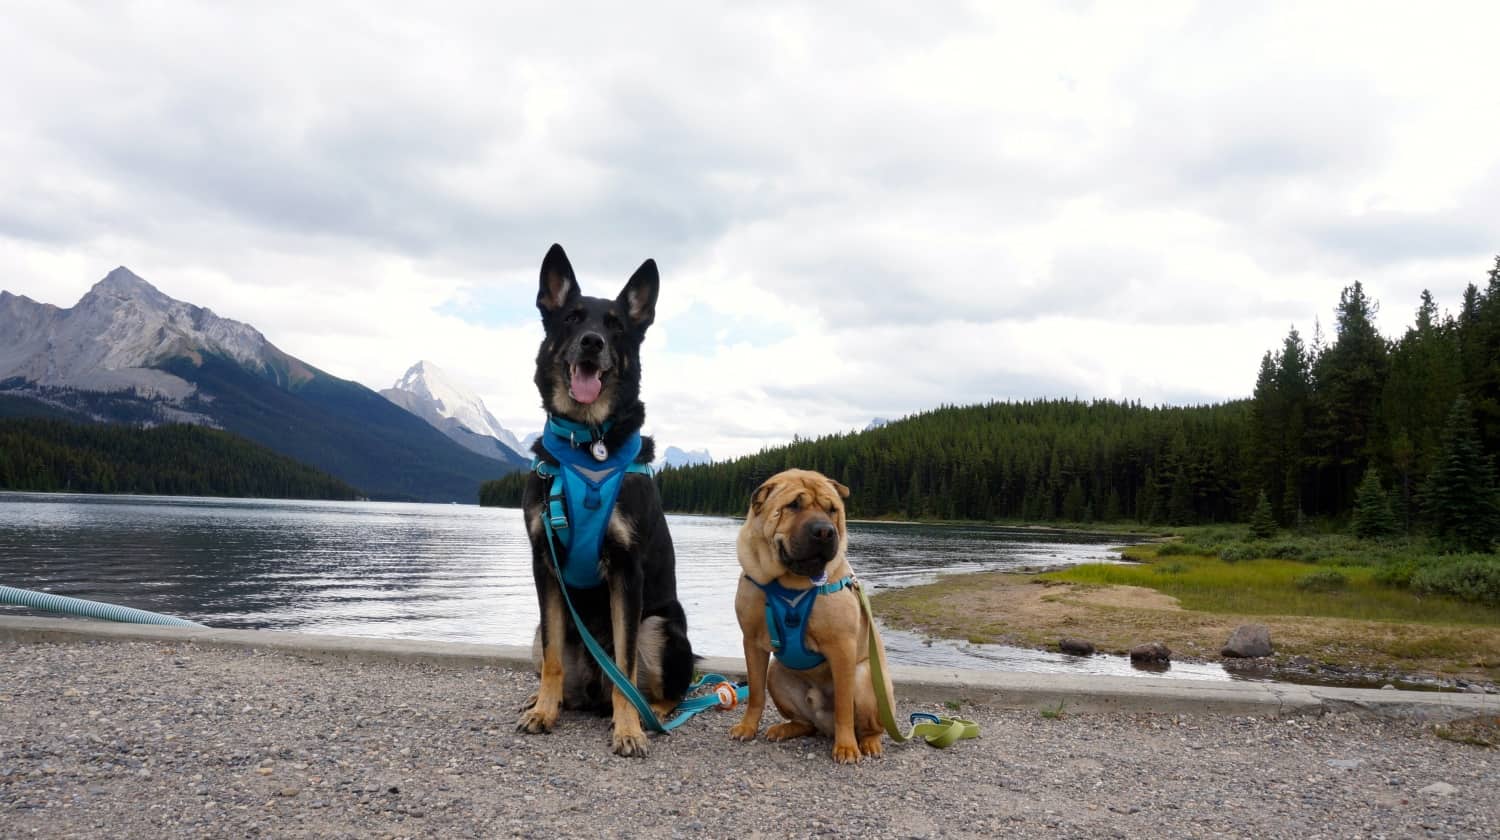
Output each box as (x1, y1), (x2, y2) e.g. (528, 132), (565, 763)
(538, 491), (745, 733)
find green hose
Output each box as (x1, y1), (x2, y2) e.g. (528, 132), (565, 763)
(0, 584), (205, 628)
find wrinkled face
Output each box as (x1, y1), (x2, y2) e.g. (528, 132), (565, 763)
(750, 470), (851, 579)
(534, 244), (658, 424)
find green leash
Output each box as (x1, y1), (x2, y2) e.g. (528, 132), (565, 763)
(854, 580), (979, 748)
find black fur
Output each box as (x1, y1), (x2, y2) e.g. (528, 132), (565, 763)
(520, 243), (694, 735)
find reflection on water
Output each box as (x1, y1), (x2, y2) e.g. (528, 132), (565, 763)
(0, 492), (1231, 680)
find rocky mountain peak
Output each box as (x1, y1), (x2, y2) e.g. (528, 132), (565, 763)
(91, 265), (167, 301)
(1, 266), (274, 396)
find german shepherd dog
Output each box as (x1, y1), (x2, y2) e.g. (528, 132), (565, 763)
(516, 243), (694, 757)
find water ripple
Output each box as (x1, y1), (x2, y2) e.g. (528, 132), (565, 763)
(0, 492), (1226, 680)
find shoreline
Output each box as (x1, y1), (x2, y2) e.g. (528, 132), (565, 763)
(870, 570), (1500, 693)
(2, 616), (1494, 720)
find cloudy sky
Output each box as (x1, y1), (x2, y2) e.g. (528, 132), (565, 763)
(3, 2), (1498, 459)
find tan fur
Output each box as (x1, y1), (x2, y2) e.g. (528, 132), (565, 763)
(609, 585), (649, 756)
(525, 505), (544, 540)
(528, 616), (669, 710)
(608, 509), (635, 548)
(728, 469), (891, 764)
(635, 615), (667, 698)
(517, 586), (567, 734)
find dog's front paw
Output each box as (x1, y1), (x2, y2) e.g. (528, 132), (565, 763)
(728, 720), (759, 741)
(859, 734), (884, 757)
(611, 725), (650, 758)
(518, 692), (538, 713)
(832, 741), (862, 765)
(515, 706), (557, 734)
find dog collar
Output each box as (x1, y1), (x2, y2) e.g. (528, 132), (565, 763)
(546, 415), (614, 461)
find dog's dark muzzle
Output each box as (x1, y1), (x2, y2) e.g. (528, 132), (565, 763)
(780, 518), (840, 577)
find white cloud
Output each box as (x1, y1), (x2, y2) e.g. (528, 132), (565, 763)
(2, 1), (1499, 459)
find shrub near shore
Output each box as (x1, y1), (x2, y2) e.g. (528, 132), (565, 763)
(1081, 528), (1500, 612)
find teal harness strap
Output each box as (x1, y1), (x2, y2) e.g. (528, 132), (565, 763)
(747, 574), (854, 670)
(534, 419), (648, 589)
(532, 457), (653, 588)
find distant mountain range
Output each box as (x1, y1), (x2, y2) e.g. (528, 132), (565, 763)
(0, 267), (526, 502)
(658, 445), (711, 470)
(381, 360), (529, 463)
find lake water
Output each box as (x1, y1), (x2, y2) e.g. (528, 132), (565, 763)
(0, 492), (1234, 681)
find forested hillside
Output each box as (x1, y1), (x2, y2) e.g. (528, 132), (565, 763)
(0, 417), (362, 500)
(658, 400), (1248, 521)
(1248, 256), (1500, 542)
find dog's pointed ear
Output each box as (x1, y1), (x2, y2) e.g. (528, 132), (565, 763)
(751, 478), (778, 515)
(829, 479), (851, 500)
(616, 259), (658, 330)
(537, 244), (579, 316)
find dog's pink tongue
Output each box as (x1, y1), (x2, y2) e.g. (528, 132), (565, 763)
(570, 368), (603, 404)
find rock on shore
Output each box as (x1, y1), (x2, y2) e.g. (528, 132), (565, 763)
(1222, 624), (1274, 658)
(1129, 641), (1171, 663)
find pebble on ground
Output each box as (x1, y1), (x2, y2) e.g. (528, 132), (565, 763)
(2, 639), (1497, 839)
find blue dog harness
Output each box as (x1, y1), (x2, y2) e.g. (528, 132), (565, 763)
(532, 416), (653, 589)
(746, 574), (855, 670)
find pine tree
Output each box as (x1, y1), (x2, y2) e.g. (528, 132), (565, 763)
(1422, 397), (1500, 552)
(1104, 488), (1123, 521)
(1351, 467), (1397, 539)
(1167, 470), (1194, 525)
(1308, 281), (1389, 516)
(1062, 478), (1085, 522)
(1249, 490), (1277, 539)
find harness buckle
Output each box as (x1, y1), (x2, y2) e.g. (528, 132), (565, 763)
(547, 489), (570, 533)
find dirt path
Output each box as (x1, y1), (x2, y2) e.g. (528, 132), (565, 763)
(3, 638), (1498, 838)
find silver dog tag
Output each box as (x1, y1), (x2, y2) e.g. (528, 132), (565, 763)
(591, 440), (609, 462)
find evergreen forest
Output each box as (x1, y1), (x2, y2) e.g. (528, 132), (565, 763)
(486, 256), (1500, 549)
(0, 417), (363, 500)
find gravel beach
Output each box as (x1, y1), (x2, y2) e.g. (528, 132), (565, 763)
(3, 638), (1497, 839)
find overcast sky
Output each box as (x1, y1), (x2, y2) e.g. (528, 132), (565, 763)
(3, 2), (1499, 459)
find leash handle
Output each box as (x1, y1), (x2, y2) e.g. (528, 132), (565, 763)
(854, 581), (979, 748)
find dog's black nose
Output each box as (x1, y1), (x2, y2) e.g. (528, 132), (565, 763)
(579, 332), (605, 354)
(809, 520), (836, 543)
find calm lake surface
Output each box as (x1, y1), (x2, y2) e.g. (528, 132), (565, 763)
(0, 492), (1235, 681)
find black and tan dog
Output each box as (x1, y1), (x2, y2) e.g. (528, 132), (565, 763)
(516, 243), (694, 757)
(729, 468), (892, 764)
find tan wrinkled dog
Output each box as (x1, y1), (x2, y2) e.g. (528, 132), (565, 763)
(728, 469), (893, 764)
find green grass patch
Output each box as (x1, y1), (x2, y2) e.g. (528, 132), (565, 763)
(1047, 549), (1500, 626)
(1295, 569), (1348, 592)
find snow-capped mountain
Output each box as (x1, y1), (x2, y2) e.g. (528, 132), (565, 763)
(380, 361), (529, 460)
(656, 446), (711, 470)
(0, 268), (526, 500)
